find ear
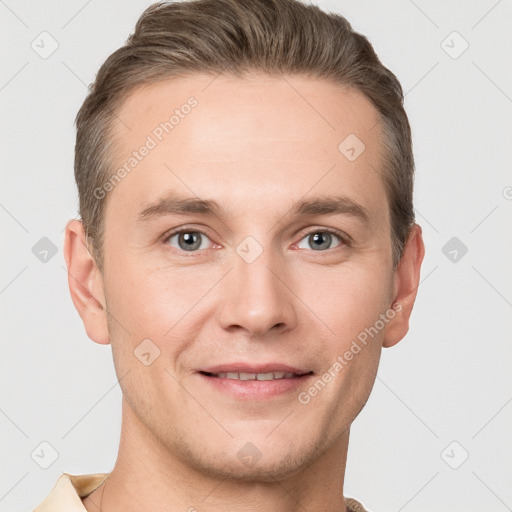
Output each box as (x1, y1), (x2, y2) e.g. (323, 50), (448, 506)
(382, 223), (425, 348)
(63, 219), (110, 345)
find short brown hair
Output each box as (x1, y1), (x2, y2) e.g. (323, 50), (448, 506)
(74, 0), (415, 274)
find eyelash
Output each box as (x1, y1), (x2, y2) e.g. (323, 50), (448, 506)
(162, 226), (351, 256)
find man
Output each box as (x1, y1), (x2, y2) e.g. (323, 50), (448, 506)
(35, 0), (424, 510)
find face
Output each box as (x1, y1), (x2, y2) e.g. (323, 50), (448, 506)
(91, 73), (400, 480)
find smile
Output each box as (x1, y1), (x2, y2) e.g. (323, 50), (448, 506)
(196, 366), (314, 399)
(200, 370), (311, 380)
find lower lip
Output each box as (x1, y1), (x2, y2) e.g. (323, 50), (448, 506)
(197, 372), (313, 399)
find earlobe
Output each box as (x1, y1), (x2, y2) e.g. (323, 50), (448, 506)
(63, 219), (110, 345)
(382, 223), (425, 348)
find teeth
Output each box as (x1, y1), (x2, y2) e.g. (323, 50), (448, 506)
(256, 372), (274, 381)
(212, 371), (302, 380)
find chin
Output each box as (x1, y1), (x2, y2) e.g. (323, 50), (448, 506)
(171, 431), (326, 483)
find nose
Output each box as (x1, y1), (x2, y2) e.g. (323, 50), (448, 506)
(218, 246), (298, 337)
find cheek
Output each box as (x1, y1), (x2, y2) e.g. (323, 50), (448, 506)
(302, 260), (392, 343)
(105, 259), (185, 332)
(105, 269), (186, 416)
(299, 262), (389, 403)
(104, 262), (213, 368)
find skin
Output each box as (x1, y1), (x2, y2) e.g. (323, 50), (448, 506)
(65, 72), (425, 512)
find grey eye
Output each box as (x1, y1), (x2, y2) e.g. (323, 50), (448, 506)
(297, 231), (342, 251)
(167, 231), (211, 251)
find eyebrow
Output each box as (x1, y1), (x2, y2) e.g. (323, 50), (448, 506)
(137, 193), (371, 225)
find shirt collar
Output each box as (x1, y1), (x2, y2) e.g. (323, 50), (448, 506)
(34, 472), (110, 512)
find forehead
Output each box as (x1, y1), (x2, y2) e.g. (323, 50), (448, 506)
(106, 72), (387, 225)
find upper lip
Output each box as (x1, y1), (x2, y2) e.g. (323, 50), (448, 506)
(198, 363), (312, 375)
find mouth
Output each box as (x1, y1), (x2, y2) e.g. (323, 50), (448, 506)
(196, 364), (314, 399)
(199, 370), (312, 380)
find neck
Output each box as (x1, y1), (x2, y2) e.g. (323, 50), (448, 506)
(84, 396), (349, 512)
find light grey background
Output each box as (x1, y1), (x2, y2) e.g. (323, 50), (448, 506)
(1, 1), (511, 511)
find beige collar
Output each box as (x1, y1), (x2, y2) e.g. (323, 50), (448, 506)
(34, 472), (110, 511)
